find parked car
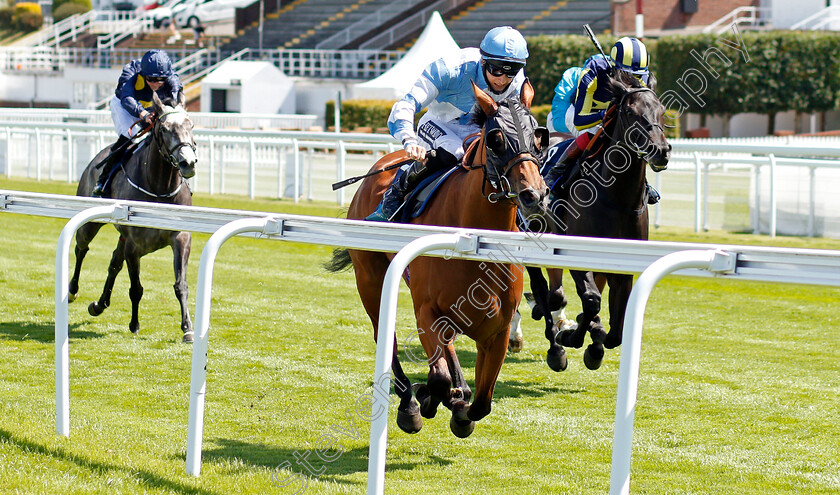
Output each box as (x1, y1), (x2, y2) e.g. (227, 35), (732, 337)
(146, 0), (189, 28)
(173, 0), (251, 28)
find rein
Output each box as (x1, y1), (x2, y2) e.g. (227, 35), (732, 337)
(121, 108), (193, 199)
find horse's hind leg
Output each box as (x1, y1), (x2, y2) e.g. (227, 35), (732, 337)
(171, 231), (194, 343)
(604, 274), (632, 350)
(351, 250), (421, 433)
(88, 236), (126, 317)
(69, 223), (105, 302)
(123, 242), (143, 334)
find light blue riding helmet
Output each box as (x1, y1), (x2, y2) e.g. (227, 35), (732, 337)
(140, 49), (174, 79)
(479, 26), (529, 66)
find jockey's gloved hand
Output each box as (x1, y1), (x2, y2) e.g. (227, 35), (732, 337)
(404, 142), (426, 162)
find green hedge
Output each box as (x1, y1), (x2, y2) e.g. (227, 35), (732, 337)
(53, 2), (91, 22)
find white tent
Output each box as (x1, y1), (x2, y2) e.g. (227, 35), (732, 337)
(353, 11), (460, 100)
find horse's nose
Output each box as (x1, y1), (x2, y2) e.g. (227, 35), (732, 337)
(179, 160), (196, 179)
(518, 187), (541, 210)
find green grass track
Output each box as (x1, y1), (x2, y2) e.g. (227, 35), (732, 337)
(0, 177), (838, 494)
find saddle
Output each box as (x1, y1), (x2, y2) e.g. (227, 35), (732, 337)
(395, 165), (461, 224)
(102, 139), (147, 188)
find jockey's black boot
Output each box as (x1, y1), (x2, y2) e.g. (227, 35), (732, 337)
(545, 141), (582, 192)
(92, 135), (131, 198)
(366, 148), (457, 222)
(646, 181), (661, 205)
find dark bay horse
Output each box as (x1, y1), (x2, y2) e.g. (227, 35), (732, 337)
(69, 91), (198, 342)
(327, 82), (549, 437)
(529, 70), (671, 371)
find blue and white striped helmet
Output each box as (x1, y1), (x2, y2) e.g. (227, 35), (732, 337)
(610, 37), (649, 75)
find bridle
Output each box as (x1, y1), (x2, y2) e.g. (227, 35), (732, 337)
(154, 108), (197, 171)
(478, 99), (543, 203)
(604, 86), (667, 160)
(121, 106), (196, 198)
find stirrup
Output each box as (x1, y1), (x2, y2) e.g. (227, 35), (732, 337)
(365, 201), (390, 222)
(92, 183), (106, 198)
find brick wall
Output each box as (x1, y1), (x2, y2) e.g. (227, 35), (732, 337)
(613, 0), (759, 34)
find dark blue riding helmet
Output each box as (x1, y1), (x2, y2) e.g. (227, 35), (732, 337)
(140, 49), (173, 79)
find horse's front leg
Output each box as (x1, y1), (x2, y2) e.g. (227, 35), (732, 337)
(171, 231), (193, 342)
(547, 268), (575, 331)
(451, 328), (508, 438)
(123, 241), (143, 334)
(604, 273), (633, 349)
(560, 270), (606, 369)
(88, 236), (126, 318)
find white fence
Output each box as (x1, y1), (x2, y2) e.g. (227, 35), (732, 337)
(2, 190), (840, 494)
(4, 121), (840, 237)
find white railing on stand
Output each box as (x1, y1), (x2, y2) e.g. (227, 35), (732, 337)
(702, 6), (767, 34)
(790, 5), (840, 30)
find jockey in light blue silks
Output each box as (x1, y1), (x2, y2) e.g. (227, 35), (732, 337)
(366, 26), (530, 221)
(545, 56), (596, 134)
(93, 49), (183, 197)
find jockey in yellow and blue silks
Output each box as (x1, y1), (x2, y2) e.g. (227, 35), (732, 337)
(546, 56), (596, 134)
(93, 49), (183, 197)
(366, 26), (529, 221)
(546, 36), (660, 204)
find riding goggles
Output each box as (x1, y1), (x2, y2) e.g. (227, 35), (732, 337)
(485, 60), (524, 78)
(145, 76), (167, 83)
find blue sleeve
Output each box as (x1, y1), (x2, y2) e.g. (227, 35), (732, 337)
(117, 62), (145, 118)
(550, 67), (582, 133)
(572, 67), (605, 130)
(161, 74), (183, 103)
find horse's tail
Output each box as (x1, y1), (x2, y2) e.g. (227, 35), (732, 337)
(323, 248), (353, 272)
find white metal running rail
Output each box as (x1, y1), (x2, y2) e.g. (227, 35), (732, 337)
(2, 190), (840, 494)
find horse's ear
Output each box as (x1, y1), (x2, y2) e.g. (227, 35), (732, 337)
(520, 77), (535, 110)
(472, 81), (498, 116)
(151, 91), (163, 113)
(177, 90), (186, 108)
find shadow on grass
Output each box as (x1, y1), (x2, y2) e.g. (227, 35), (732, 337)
(0, 321), (101, 342)
(201, 437), (436, 485)
(0, 428), (222, 495)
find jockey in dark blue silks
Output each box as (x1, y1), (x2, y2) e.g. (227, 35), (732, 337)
(366, 26), (530, 221)
(544, 37), (660, 204)
(93, 49), (184, 197)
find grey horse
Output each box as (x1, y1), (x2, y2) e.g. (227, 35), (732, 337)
(69, 91), (198, 342)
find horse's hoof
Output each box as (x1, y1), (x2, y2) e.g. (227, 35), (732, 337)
(583, 344), (604, 370)
(182, 331), (194, 343)
(508, 335), (523, 353)
(68, 292), (77, 303)
(546, 346), (568, 372)
(129, 325), (139, 335)
(450, 416), (475, 438)
(397, 409), (423, 434)
(88, 301), (103, 316)
(558, 328), (582, 348)
(412, 384), (437, 419)
(530, 306), (544, 320)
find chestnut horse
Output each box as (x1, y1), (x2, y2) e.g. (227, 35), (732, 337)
(326, 82), (549, 437)
(69, 92), (198, 342)
(528, 70), (671, 371)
